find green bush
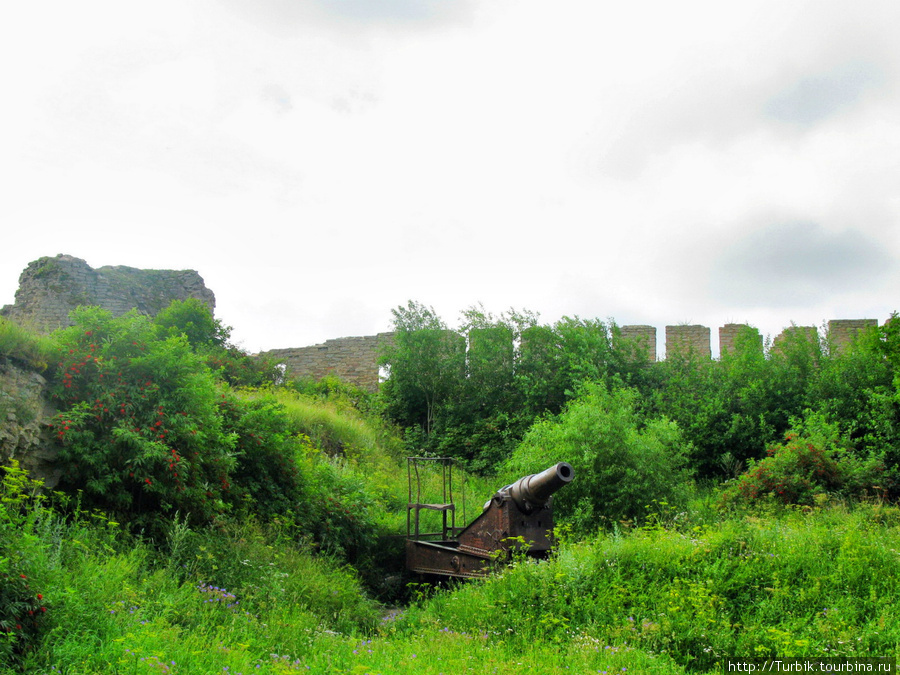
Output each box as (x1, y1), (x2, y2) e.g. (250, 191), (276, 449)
(0, 462), (50, 666)
(216, 394), (306, 520)
(154, 298), (282, 388)
(49, 307), (238, 530)
(153, 297), (228, 349)
(504, 382), (693, 531)
(720, 416), (889, 507)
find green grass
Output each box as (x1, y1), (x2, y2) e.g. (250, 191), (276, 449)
(5, 492), (898, 673)
(395, 499), (900, 671)
(9, 499), (683, 674)
(5, 368), (900, 673)
(0, 317), (55, 370)
(261, 388), (500, 549)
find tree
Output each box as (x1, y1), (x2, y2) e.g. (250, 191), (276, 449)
(153, 297), (230, 349)
(154, 298), (282, 388)
(504, 382), (692, 531)
(379, 301), (464, 437)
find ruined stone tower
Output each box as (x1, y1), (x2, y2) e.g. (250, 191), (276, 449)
(1, 254), (215, 332)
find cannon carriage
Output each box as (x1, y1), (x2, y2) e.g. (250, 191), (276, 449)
(405, 458), (574, 578)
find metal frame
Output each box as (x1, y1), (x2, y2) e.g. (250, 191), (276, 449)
(405, 459), (574, 579)
(407, 456), (457, 541)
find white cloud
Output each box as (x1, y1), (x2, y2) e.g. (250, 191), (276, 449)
(3, 0), (900, 354)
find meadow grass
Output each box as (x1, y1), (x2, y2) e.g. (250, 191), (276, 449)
(395, 499), (900, 672)
(14, 506), (684, 674)
(6, 378), (900, 673)
(0, 318), (55, 370)
(8, 497), (897, 674)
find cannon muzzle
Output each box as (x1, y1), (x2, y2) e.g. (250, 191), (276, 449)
(502, 462), (574, 513)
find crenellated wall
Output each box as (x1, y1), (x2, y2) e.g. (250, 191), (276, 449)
(264, 319), (883, 390)
(665, 325), (712, 358)
(1, 255), (886, 392)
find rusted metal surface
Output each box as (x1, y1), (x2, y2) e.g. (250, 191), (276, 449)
(406, 460), (574, 578)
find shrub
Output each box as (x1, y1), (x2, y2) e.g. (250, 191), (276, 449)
(216, 395), (306, 520)
(153, 298), (228, 349)
(720, 415), (888, 507)
(49, 307), (238, 530)
(504, 382), (693, 531)
(154, 298), (282, 388)
(0, 461), (50, 666)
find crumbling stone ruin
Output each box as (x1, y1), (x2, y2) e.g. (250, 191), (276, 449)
(1, 254), (215, 333)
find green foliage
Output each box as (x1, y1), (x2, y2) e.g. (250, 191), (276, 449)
(154, 298), (283, 388)
(380, 302), (652, 472)
(203, 345), (285, 388)
(153, 297), (229, 349)
(49, 306), (238, 529)
(720, 416), (890, 507)
(46, 306), (403, 584)
(10, 495), (386, 674)
(0, 317), (55, 370)
(380, 301), (465, 436)
(642, 320), (900, 482)
(397, 503), (900, 671)
(505, 382), (693, 530)
(644, 330), (792, 478)
(297, 457), (378, 563)
(266, 390), (413, 596)
(216, 395), (306, 521)
(0, 461), (50, 665)
(288, 374), (382, 417)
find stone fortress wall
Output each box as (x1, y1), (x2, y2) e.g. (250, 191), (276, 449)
(262, 334), (396, 392)
(1, 254), (215, 332)
(1, 255), (884, 392)
(262, 320), (880, 391)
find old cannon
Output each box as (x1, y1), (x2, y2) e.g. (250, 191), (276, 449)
(405, 458), (575, 578)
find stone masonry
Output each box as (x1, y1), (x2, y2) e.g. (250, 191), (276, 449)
(260, 333), (396, 392)
(0, 358), (61, 488)
(1, 254), (215, 332)
(827, 319), (879, 354)
(666, 325), (712, 358)
(618, 325), (657, 362)
(719, 324), (763, 356)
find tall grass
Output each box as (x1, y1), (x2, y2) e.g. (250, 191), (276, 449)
(9, 458), (900, 673)
(266, 388), (500, 540)
(395, 500), (900, 671)
(14, 508), (383, 673)
(10, 492), (684, 674)
(0, 318), (55, 370)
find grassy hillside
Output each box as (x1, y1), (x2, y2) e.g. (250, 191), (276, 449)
(6, 462), (900, 673)
(3, 309), (900, 673)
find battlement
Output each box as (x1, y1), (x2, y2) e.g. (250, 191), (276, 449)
(2, 255), (886, 391)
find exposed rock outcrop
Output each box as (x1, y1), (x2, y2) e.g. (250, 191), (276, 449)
(0, 358), (60, 488)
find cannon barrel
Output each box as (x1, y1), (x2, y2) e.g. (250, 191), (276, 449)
(503, 462), (574, 512)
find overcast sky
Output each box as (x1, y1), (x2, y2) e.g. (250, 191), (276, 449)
(3, 0), (899, 356)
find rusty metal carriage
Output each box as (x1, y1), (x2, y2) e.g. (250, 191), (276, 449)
(405, 458), (574, 578)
